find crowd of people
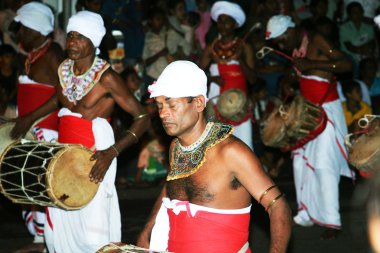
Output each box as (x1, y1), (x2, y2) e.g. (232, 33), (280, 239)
(0, 0), (380, 252)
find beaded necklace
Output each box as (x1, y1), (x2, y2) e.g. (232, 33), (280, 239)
(212, 37), (242, 62)
(178, 122), (214, 152)
(59, 56), (110, 105)
(168, 122), (234, 181)
(25, 39), (52, 75)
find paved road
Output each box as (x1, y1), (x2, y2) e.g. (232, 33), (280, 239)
(0, 171), (371, 253)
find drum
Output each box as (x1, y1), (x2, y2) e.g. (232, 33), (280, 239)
(0, 140), (98, 210)
(345, 120), (380, 173)
(0, 121), (35, 156)
(96, 243), (170, 253)
(261, 96), (327, 151)
(216, 89), (249, 123)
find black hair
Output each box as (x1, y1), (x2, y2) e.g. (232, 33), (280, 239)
(341, 79), (361, 97)
(0, 44), (16, 56)
(359, 57), (378, 72)
(346, 1), (364, 15)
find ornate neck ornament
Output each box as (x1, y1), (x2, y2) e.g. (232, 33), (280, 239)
(168, 122), (234, 181)
(25, 39), (52, 75)
(59, 56), (110, 105)
(178, 122), (213, 152)
(212, 37), (242, 62)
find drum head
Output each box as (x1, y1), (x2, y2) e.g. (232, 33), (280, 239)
(217, 89), (247, 119)
(47, 145), (98, 210)
(349, 128), (380, 171)
(0, 122), (35, 156)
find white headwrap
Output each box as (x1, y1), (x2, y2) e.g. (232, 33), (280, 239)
(375, 15), (380, 29)
(266, 15), (295, 40)
(211, 1), (246, 28)
(66, 11), (106, 55)
(14, 2), (54, 36)
(148, 61), (207, 100)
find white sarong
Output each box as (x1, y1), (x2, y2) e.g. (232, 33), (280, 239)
(292, 97), (354, 228)
(44, 108), (121, 253)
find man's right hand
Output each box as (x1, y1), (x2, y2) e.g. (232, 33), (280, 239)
(136, 230), (150, 249)
(10, 116), (34, 140)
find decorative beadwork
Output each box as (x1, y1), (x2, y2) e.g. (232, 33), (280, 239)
(179, 122), (214, 152)
(59, 56), (110, 104)
(167, 122), (234, 181)
(212, 37), (243, 62)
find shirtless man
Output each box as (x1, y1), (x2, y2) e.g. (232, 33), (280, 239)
(11, 2), (64, 252)
(136, 60), (291, 253)
(200, 1), (255, 149)
(265, 15), (354, 239)
(11, 11), (149, 253)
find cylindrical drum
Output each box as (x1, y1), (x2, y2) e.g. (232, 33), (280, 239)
(0, 140), (98, 210)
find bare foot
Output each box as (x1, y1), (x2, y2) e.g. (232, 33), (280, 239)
(14, 242), (45, 253)
(320, 228), (340, 240)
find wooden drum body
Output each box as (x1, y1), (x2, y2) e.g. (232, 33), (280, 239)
(0, 141), (98, 210)
(346, 122), (380, 173)
(261, 96), (327, 151)
(97, 243), (170, 253)
(216, 89), (249, 123)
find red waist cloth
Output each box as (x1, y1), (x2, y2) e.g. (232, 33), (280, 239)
(167, 206), (251, 253)
(58, 115), (95, 149)
(299, 76), (339, 105)
(218, 63), (247, 93)
(17, 82), (59, 130)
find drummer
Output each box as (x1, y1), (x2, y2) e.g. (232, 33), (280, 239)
(200, 1), (255, 149)
(11, 10), (149, 253)
(266, 15), (354, 239)
(11, 2), (64, 252)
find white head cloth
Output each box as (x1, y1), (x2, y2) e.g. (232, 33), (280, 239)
(375, 15), (380, 28)
(211, 1), (246, 28)
(66, 11), (106, 55)
(266, 15), (295, 40)
(148, 61), (207, 100)
(14, 2), (54, 36)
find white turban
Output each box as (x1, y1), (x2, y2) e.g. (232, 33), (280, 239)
(14, 2), (54, 36)
(211, 1), (246, 28)
(266, 15), (295, 40)
(148, 61), (207, 100)
(67, 11), (105, 54)
(375, 15), (380, 28)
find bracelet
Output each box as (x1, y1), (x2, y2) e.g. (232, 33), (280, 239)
(265, 193), (284, 212)
(259, 185), (276, 204)
(134, 113), (149, 121)
(110, 144), (119, 157)
(125, 130), (139, 143)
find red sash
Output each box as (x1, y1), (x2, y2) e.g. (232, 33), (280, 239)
(217, 63), (247, 93)
(17, 82), (59, 130)
(299, 76), (339, 105)
(167, 207), (251, 253)
(58, 115), (95, 149)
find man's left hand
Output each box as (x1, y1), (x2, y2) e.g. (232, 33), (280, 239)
(89, 148), (116, 183)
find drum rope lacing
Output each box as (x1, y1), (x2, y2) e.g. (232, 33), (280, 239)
(0, 141), (61, 206)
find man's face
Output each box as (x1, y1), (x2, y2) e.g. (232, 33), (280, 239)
(273, 30), (293, 51)
(66, 31), (95, 60)
(216, 14), (237, 37)
(155, 96), (199, 137)
(16, 24), (41, 52)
